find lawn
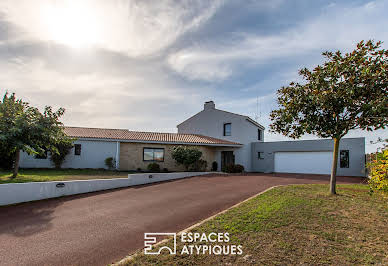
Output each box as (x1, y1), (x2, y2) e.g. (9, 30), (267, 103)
(0, 168), (132, 184)
(123, 184), (388, 265)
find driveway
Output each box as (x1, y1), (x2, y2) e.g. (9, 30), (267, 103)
(0, 173), (364, 266)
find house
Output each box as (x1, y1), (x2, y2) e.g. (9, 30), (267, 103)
(19, 101), (365, 176)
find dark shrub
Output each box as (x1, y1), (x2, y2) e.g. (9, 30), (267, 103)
(147, 163), (160, 172)
(211, 161), (218, 171)
(104, 157), (115, 169)
(191, 159), (208, 171)
(224, 164), (245, 173)
(0, 144), (15, 170)
(137, 167), (142, 172)
(163, 168), (169, 172)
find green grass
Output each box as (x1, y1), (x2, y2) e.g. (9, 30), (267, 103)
(123, 184), (388, 266)
(0, 168), (133, 184)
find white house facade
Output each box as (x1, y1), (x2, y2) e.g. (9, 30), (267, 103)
(177, 101), (264, 172)
(19, 101), (366, 176)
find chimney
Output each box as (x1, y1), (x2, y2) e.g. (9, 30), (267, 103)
(204, 101), (215, 110)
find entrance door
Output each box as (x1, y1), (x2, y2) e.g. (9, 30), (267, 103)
(221, 151), (235, 171)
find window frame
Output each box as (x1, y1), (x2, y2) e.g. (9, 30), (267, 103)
(223, 123), (232, 136)
(340, 150), (349, 168)
(74, 144), (82, 156)
(143, 147), (165, 162)
(258, 152), (264, 160)
(258, 129), (262, 141)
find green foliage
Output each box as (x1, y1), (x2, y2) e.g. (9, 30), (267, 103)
(0, 143), (15, 170)
(172, 146), (203, 170)
(270, 40), (387, 139)
(147, 162), (160, 172)
(211, 161), (218, 171)
(368, 149), (388, 193)
(269, 40), (388, 193)
(49, 138), (74, 169)
(224, 164), (245, 173)
(0, 92), (69, 177)
(191, 159), (208, 171)
(104, 157), (115, 170)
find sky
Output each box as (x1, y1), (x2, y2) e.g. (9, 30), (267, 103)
(0, 0), (386, 153)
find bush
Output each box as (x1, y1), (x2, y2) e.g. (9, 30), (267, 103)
(104, 157), (115, 169)
(224, 164), (245, 173)
(137, 167), (142, 172)
(0, 142), (15, 170)
(163, 168), (169, 172)
(211, 161), (218, 171)
(147, 163), (160, 172)
(368, 149), (388, 193)
(50, 139), (74, 169)
(172, 146), (202, 170)
(191, 159), (208, 171)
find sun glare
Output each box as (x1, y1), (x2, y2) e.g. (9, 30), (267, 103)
(41, 1), (102, 48)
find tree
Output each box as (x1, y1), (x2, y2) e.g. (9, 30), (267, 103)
(172, 146), (203, 171)
(270, 40), (388, 194)
(0, 92), (71, 178)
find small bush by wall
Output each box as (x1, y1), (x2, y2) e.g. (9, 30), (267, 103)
(147, 163), (160, 172)
(224, 164), (245, 173)
(368, 149), (388, 193)
(104, 157), (115, 169)
(211, 161), (218, 171)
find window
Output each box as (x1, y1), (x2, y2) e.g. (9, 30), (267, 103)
(143, 148), (164, 162)
(223, 123), (231, 136)
(74, 144), (82, 156)
(258, 152), (264, 160)
(340, 150), (349, 168)
(258, 129), (262, 141)
(35, 151), (48, 159)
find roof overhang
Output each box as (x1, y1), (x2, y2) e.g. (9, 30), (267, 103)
(71, 137), (243, 148)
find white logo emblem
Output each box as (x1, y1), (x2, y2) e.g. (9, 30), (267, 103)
(144, 233), (177, 255)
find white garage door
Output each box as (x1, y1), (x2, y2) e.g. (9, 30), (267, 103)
(274, 151), (333, 174)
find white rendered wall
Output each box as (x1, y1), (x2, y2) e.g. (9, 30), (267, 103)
(0, 172), (211, 206)
(19, 140), (118, 169)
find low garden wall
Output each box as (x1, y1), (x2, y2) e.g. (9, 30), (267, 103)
(0, 172), (211, 206)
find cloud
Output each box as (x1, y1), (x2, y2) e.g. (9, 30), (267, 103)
(0, 0), (224, 56)
(167, 0), (388, 81)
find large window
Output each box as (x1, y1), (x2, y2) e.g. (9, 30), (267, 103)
(223, 123), (231, 136)
(340, 150), (349, 168)
(143, 148), (164, 162)
(74, 144), (82, 156)
(258, 129), (262, 141)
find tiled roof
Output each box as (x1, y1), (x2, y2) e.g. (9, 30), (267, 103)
(64, 127), (242, 146)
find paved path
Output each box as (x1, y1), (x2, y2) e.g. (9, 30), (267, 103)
(0, 173), (364, 266)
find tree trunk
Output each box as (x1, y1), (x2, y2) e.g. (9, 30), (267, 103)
(330, 138), (340, 195)
(12, 150), (20, 179)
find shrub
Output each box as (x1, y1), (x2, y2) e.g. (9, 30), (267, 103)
(224, 164), (245, 173)
(211, 161), (218, 171)
(191, 159), (208, 171)
(0, 142), (15, 170)
(104, 157), (115, 169)
(172, 146), (202, 170)
(137, 167), (142, 172)
(147, 163), (160, 172)
(368, 149), (388, 193)
(50, 139), (74, 169)
(163, 168), (169, 172)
